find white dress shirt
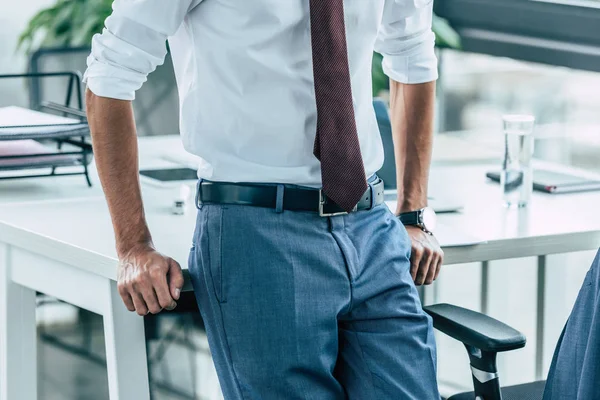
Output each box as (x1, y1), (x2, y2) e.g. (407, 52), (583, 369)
(84, 0), (437, 186)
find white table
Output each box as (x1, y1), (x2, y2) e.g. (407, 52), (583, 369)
(2, 136), (600, 398)
(428, 163), (600, 378)
(427, 163), (600, 264)
(0, 137), (199, 400)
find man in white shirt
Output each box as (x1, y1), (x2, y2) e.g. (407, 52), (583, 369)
(85, 0), (443, 398)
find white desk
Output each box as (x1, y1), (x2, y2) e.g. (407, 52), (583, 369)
(427, 164), (600, 264)
(0, 137), (199, 400)
(2, 136), (600, 399)
(427, 163), (600, 379)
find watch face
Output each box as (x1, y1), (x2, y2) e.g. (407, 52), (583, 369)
(421, 207), (437, 232)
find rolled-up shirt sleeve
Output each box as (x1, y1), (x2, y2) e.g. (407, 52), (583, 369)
(84, 0), (199, 100)
(374, 0), (438, 84)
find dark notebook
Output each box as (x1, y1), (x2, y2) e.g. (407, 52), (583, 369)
(486, 169), (600, 194)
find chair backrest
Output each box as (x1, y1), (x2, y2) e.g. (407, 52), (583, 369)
(373, 98), (397, 189)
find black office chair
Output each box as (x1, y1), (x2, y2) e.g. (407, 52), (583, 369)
(143, 291), (207, 399)
(424, 303), (546, 400)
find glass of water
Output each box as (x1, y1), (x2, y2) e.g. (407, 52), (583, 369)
(501, 114), (535, 208)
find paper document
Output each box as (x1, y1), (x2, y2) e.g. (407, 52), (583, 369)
(0, 106), (81, 128)
(384, 189), (463, 214)
(434, 222), (486, 248)
(384, 200), (486, 248)
(0, 140), (80, 168)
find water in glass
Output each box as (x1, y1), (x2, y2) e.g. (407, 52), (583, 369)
(501, 115), (535, 207)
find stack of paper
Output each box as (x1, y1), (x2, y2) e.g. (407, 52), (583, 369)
(0, 106), (89, 171)
(0, 106), (89, 140)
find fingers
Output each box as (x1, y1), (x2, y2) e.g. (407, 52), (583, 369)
(424, 253), (440, 285)
(168, 259), (185, 301)
(118, 253), (179, 315)
(422, 249), (444, 285)
(136, 264), (172, 314)
(415, 247), (434, 286)
(130, 291), (149, 316)
(411, 245), (433, 286)
(433, 250), (444, 281)
(152, 267), (177, 311)
(129, 274), (162, 315)
(140, 286), (162, 315)
(411, 244), (442, 286)
(117, 284), (136, 312)
(410, 246), (423, 282)
(408, 227), (444, 286)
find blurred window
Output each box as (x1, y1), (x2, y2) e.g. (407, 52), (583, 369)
(435, 0), (600, 72)
(439, 50), (600, 173)
(435, 0), (600, 173)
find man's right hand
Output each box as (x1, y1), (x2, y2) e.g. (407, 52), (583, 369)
(86, 91), (184, 316)
(117, 244), (185, 316)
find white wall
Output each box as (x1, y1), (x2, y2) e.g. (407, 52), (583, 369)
(0, 1), (55, 106)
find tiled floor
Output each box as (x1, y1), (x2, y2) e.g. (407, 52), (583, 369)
(38, 305), (222, 400)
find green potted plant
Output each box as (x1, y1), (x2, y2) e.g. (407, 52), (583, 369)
(18, 0), (113, 52)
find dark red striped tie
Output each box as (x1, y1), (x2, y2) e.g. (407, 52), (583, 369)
(310, 0), (368, 213)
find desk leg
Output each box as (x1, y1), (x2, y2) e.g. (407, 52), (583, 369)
(103, 280), (150, 400)
(535, 255), (547, 381)
(0, 244), (37, 400)
(480, 261), (490, 314)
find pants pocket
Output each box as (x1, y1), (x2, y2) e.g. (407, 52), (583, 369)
(201, 205), (227, 303)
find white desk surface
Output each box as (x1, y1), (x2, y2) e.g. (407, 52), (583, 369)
(426, 163), (600, 263)
(0, 136), (199, 205)
(1, 136), (600, 287)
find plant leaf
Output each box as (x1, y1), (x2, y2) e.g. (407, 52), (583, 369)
(372, 52), (388, 97)
(17, 0), (112, 52)
(433, 15), (461, 49)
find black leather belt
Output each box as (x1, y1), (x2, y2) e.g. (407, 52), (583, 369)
(196, 178), (385, 216)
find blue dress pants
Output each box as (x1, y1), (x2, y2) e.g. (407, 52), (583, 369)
(188, 199), (439, 399)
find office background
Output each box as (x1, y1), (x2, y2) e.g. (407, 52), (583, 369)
(2, 0), (600, 399)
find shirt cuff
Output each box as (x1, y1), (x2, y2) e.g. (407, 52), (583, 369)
(83, 54), (148, 101)
(378, 33), (439, 84)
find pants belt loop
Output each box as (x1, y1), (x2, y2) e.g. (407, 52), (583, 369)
(195, 179), (203, 209)
(275, 184), (285, 213)
(367, 180), (376, 210)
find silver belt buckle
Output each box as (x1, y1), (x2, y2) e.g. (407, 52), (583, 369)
(318, 190), (357, 217)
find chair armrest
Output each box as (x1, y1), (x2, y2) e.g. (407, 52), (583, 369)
(424, 303), (526, 352)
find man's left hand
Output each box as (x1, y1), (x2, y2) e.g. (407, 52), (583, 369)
(405, 226), (444, 286)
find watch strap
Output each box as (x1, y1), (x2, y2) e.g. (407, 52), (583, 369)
(398, 210), (421, 226)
